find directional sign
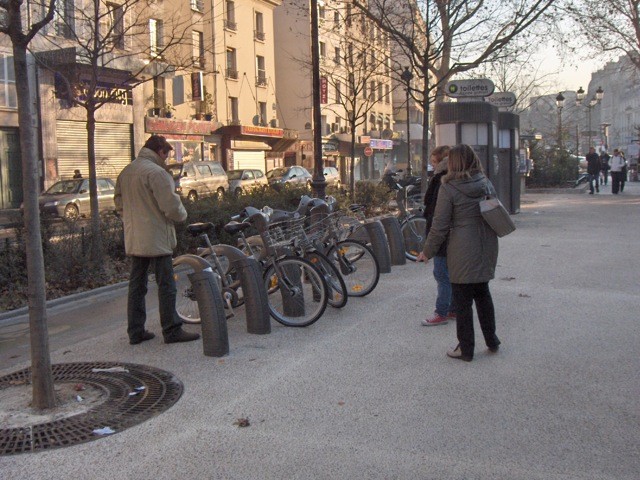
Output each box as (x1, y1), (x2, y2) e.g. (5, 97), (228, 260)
(364, 146), (374, 156)
(445, 79), (495, 98)
(485, 92), (517, 108)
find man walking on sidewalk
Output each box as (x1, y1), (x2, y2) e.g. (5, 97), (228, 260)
(115, 135), (200, 345)
(610, 149), (626, 195)
(586, 147), (600, 194)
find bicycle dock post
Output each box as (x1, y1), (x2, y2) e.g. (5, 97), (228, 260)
(231, 256), (271, 334)
(173, 255), (229, 357)
(380, 216), (406, 266)
(363, 220), (392, 273)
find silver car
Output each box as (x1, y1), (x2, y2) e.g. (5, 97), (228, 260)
(36, 177), (116, 220)
(227, 169), (269, 195)
(323, 166), (341, 187)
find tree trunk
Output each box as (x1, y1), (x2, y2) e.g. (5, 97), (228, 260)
(86, 109), (103, 266)
(14, 42), (56, 409)
(350, 125), (357, 199)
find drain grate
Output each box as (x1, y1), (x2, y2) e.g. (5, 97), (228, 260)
(0, 362), (183, 455)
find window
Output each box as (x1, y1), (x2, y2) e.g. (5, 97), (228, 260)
(153, 76), (166, 109)
(347, 43), (353, 65)
(369, 81), (375, 101)
(229, 96), (239, 123)
(106, 3), (125, 49)
(335, 81), (341, 104)
(346, 4), (352, 27)
(334, 47), (340, 64)
(334, 11), (339, 24)
(319, 42), (326, 60)
(385, 84), (390, 104)
(149, 19), (163, 57)
(190, 0), (204, 12)
(256, 56), (266, 86)
(225, 1), (236, 31)
(254, 11), (265, 41)
(259, 102), (267, 125)
(0, 54), (17, 108)
(378, 82), (383, 102)
(319, 5), (325, 19)
(54, 0), (75, 38)
(226, 48), (237, 79)
(192, 30), (205, 68)
(348, 73), (354, 96)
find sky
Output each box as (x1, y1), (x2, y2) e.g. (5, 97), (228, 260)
(533, 45), (608, 93)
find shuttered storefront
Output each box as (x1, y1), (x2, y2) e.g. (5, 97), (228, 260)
(56, 120), (133, 180)
(230, 150), (266, 173)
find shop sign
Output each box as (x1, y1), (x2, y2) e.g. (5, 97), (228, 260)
(191, 72), (204, 101)
(320, 77), (328, 104)
(445, 79), (495, 98)
(75, 81), (133, 105)
(485, 92), (516, 108)
(241, 125), (284, 137)
(360, 135), (371, 144)
(322, 142), (338, 153)
(146, 117), (213, 135)
(369, 139), (393, 149)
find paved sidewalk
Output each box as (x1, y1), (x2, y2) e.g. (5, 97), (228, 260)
(1, 184), (639, 479)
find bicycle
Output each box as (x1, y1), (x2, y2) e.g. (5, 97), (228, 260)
(228, 207), (329, 327)
(392, 183), (427, 262)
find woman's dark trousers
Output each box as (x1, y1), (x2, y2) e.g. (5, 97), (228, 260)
(127, 255), (182, 341)
(451, 282), (500, 359)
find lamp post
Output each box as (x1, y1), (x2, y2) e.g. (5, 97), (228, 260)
(400, 66), (413, 176)
(555, 92), (565, 149)
(576, 86), (604, 152)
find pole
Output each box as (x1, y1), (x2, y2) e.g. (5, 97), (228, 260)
(310, 0), (326, 198)
(406, 84), (411, 176)
(587, 106), (592, 150)
(557, 106), (563, 149)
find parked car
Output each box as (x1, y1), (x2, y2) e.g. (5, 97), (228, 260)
(167, 161), (229, 201)
(33, 177), (116, 220)
(227, 169), (269, 195)
(266, 166), (312, 190)
(323, 166), (341, 187)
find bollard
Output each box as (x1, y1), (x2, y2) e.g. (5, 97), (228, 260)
(363, 220), (391, 274)
(231, 256), (271, 334)
(188, 269), (229, 357)
(380, 216), (406, 266)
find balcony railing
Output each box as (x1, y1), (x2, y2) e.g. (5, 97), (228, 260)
(224, 19), (237, 31)
(254, 30), (265, 41)
(226, 68), (238, 80)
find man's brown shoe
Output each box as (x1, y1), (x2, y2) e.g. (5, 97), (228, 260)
(130, 330), (155, 345)
(164, 329), (200, 344)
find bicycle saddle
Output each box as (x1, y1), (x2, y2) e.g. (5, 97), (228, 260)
(223, 221), (252, 235)
(186, 222), (214, 236)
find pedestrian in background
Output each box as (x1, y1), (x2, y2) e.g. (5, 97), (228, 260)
(115, 135), (200, 346)
(585, 147), (600, 194)
(420, 145), (455, 327)
(73, 169), (82, 179)
(610, 149), (625, 194)
(619, 150), (627, 192)
(417, 144), (501, 362)
(599, 151), (610, 186)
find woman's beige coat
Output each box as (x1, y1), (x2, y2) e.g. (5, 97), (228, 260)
(422, 173), (498, 283)
(115, 147), (187, 257)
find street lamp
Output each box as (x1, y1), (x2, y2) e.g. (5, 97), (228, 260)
(555, 92), (565, 149)
(576, 85), (604, 152)
(400, 66), (413, 176)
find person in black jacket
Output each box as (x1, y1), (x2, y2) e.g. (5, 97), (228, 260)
(585, 147), (600, 194)
(420, 145), (454, 326)
(599, 151), (610, 185)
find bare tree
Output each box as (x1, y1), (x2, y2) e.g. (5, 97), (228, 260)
(562, 0), (640, 70)
(352, 0), (557, 182)
(33, 0), (198, 265)
(320, 14), (396, 196)
(0, 0), (57, 408)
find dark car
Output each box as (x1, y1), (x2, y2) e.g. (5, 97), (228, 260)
(323, 166), (341, 187)
(35, 177), (116, 219)
(266, 166), (312, 190)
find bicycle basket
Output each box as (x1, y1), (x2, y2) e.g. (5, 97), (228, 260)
(262, 217), (307, 250)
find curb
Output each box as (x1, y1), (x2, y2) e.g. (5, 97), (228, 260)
(0, 280), (129, 326)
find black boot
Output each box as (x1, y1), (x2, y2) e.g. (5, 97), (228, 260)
(164, 329), (200, 344)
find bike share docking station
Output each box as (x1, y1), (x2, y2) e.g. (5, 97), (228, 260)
(435, 79), (521, 214)
(173, 249), (270, 358)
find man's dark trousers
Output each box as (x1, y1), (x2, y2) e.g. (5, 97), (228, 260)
(589, 174), (600, 194)
(127, 255), (182, 341)
(611, 172), (621, 194)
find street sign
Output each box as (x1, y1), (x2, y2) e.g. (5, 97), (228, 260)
(369, 139), (393, 149)
(364, 146), (374, 156)
(445, 79), (495, 98)
(485, 92), (516, 108)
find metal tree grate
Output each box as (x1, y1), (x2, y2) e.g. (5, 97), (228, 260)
(0, 362), (183, 455)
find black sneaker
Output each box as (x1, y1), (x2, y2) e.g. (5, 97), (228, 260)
(130, 330), (155, 345)
(164, 329), (200, 344)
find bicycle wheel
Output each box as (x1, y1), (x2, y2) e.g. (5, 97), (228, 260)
(327, 240), (379, 297)
(305, 250), (348, 308)
(174, 266), (201, 324)
(263, 256), (328, 327)
(401, 215), (427, 261)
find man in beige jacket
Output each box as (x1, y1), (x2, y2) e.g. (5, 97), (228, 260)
(115, 135), (200, 345)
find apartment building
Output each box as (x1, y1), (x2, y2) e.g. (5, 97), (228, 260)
(273, 0), (394, 181)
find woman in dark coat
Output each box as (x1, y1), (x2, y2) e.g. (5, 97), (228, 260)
(418, 144), (501, 362)
(421, 145), (454, 326)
